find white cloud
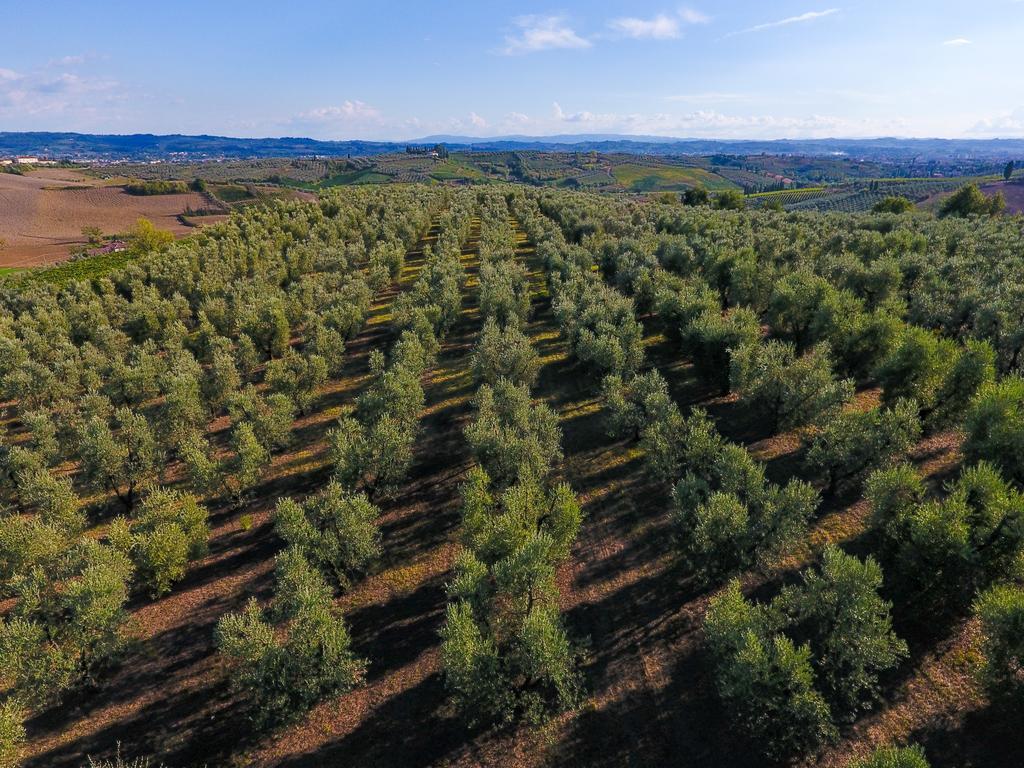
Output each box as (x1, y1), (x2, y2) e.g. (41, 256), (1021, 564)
(300, 100), (382, 122)
(608, 14), (681, 39)
(942, 38), (972, 46)
(502, 15), (591, 54)
(607, 8), (709, 39)
(0, 68), (21, 81)
(469, 111), (487, 128)
(731, 8), (839, 36)
(968, 108), (1024, 136)
(538, 101), (916, 139)
(679, 8), (711, 24)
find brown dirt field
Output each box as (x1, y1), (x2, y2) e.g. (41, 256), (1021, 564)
(0, 172), (207, 267)
(980, 180), (1024, 215)
(919, 180), (1024, 216)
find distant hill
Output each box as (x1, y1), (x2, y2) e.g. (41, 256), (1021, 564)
(0, 132), (399, 161)
(2, 131), (1023, 162)
(413, 135), (1024, 161)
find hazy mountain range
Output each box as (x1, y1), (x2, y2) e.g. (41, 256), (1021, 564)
(3, 131), (1023, 162)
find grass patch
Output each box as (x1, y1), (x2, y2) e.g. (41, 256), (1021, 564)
(24, 251), (137, 286)
(611, 163), (737, 192)
(428, 160), (485, 182)
(320, 170), (392, 187)
(208, 183), (254, 203)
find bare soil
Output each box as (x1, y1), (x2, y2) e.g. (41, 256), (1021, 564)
(0, 171), (207, 266)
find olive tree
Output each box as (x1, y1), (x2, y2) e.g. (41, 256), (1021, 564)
(464, 380), (562, 487)
(471, 318), (540, 387)
(76, 407), (158, 511)
(973, 583), (1024, 705)
(730, 341), (853, 432)
(963, 375), (1024, 484)
(704, 581), (836, 760)
(265, 350), (328, 416)
(108, 488), (209, 597)
(215, 590), (363, 727)
(442, 468), (582, 726)
(273, 481), (381, 589)
(805, 400), (921, 496)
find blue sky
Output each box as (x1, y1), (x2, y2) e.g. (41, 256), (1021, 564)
(2, 0), (1022, 140)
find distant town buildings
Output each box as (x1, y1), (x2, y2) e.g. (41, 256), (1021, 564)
(1, 156), (58, 166)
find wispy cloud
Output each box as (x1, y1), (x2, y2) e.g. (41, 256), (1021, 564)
(608, 14), (681, 39)
(0, 66), (124, 120)
(942, 37), (972, 46)
(607, 8), (710, 40)
(502, 15), (591, 55)
(730, 8), (839, 36)
(469, 111), (487, 129)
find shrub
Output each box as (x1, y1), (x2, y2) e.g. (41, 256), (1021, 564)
(714, 189), (746, 211)
(939, 183), (1005, 218)
(872, 196), (915, 214)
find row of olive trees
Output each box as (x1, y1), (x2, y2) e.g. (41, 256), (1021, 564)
(331, 197), (474, 498)
(215, 193), (476, 728)
(442, 194), (583, 727)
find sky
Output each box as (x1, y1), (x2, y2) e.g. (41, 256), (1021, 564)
(2, 0), (1023, 141)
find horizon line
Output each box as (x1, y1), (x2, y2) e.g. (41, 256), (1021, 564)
(3, 130), (1024, 144)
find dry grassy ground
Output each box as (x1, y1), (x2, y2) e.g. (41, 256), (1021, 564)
(18, 212), (1020, 767)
